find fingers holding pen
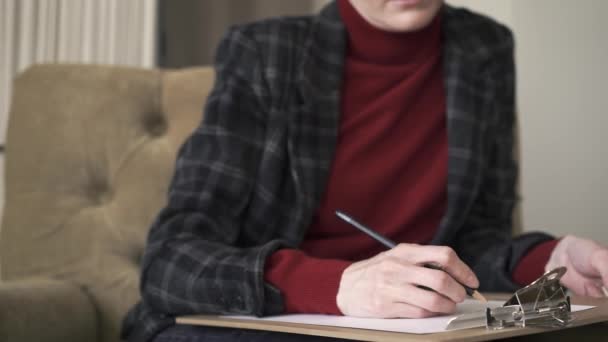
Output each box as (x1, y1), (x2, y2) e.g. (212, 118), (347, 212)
(411, 266), (468, 303)
(388, 244), (480, 290)
(336, 259), (456, 318)
(375, 258), (461, 313)
(337, 248), (475, 318)
(334, 213), (484, 315)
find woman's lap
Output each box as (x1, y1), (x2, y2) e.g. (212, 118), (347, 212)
(153, 324), (353, 342)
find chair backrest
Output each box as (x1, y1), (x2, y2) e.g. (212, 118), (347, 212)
(0, 64), (214, 342)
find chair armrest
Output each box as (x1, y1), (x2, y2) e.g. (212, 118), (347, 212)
(0, 278), (97, 342)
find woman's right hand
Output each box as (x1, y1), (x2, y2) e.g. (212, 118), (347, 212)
(336, 243), (479, 318)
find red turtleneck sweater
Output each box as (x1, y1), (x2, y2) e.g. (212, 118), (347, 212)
(264, 0), (556, 315)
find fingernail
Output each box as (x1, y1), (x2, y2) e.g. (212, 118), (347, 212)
(602, 286), (608, 298)
(469, 274), (479, 287)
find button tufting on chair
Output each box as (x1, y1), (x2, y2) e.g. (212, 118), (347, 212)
(88, 181), (114, 206)
(143, 112), (168, 137)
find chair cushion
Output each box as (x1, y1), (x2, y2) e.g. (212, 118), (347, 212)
(0, 64), (213, 342)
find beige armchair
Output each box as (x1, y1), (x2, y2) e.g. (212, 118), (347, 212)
(0, 64), (214, 342)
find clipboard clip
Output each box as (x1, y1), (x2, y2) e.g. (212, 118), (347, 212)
(486, 267), (571, 330)
(446, 267), (572, 330)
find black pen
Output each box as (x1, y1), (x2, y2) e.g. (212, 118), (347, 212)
(335, 210), (487, 302)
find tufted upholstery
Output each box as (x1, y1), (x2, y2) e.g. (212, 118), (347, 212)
(0, 64), (214, 342)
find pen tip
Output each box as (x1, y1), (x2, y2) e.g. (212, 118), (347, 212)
(472, 291), (488, 303)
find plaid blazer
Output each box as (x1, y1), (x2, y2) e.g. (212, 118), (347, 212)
(123, 2), (552, 341)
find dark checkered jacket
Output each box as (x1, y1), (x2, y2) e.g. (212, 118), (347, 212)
(123, 2), (552, 341)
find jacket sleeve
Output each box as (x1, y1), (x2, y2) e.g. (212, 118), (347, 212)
(452, 27), (554, 292)
(139, 26), (285, 317)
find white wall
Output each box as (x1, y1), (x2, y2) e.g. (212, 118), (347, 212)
(449, 0), (608, 244)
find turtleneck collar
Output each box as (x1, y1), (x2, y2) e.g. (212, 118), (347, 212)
(338, 0), (442, 65)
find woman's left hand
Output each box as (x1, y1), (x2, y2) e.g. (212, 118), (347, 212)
(545, 235), (608, 297)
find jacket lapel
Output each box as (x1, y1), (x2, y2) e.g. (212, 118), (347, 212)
(290, 2), (486, 244)
(290, 1), (346, 240)
(432, 5), (488, 243)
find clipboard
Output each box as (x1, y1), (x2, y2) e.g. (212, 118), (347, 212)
(176, 299), (607, 341)
(177, 268), (608, 341)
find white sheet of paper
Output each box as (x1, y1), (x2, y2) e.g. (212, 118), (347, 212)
(222, 300), (593, 334)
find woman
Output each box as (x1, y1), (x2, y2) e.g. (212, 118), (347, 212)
(123, 1), (608, 341)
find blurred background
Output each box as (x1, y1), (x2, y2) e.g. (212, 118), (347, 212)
(1, 0), (606, 243)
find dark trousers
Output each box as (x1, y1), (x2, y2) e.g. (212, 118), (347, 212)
(153, 324), (354, 342)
